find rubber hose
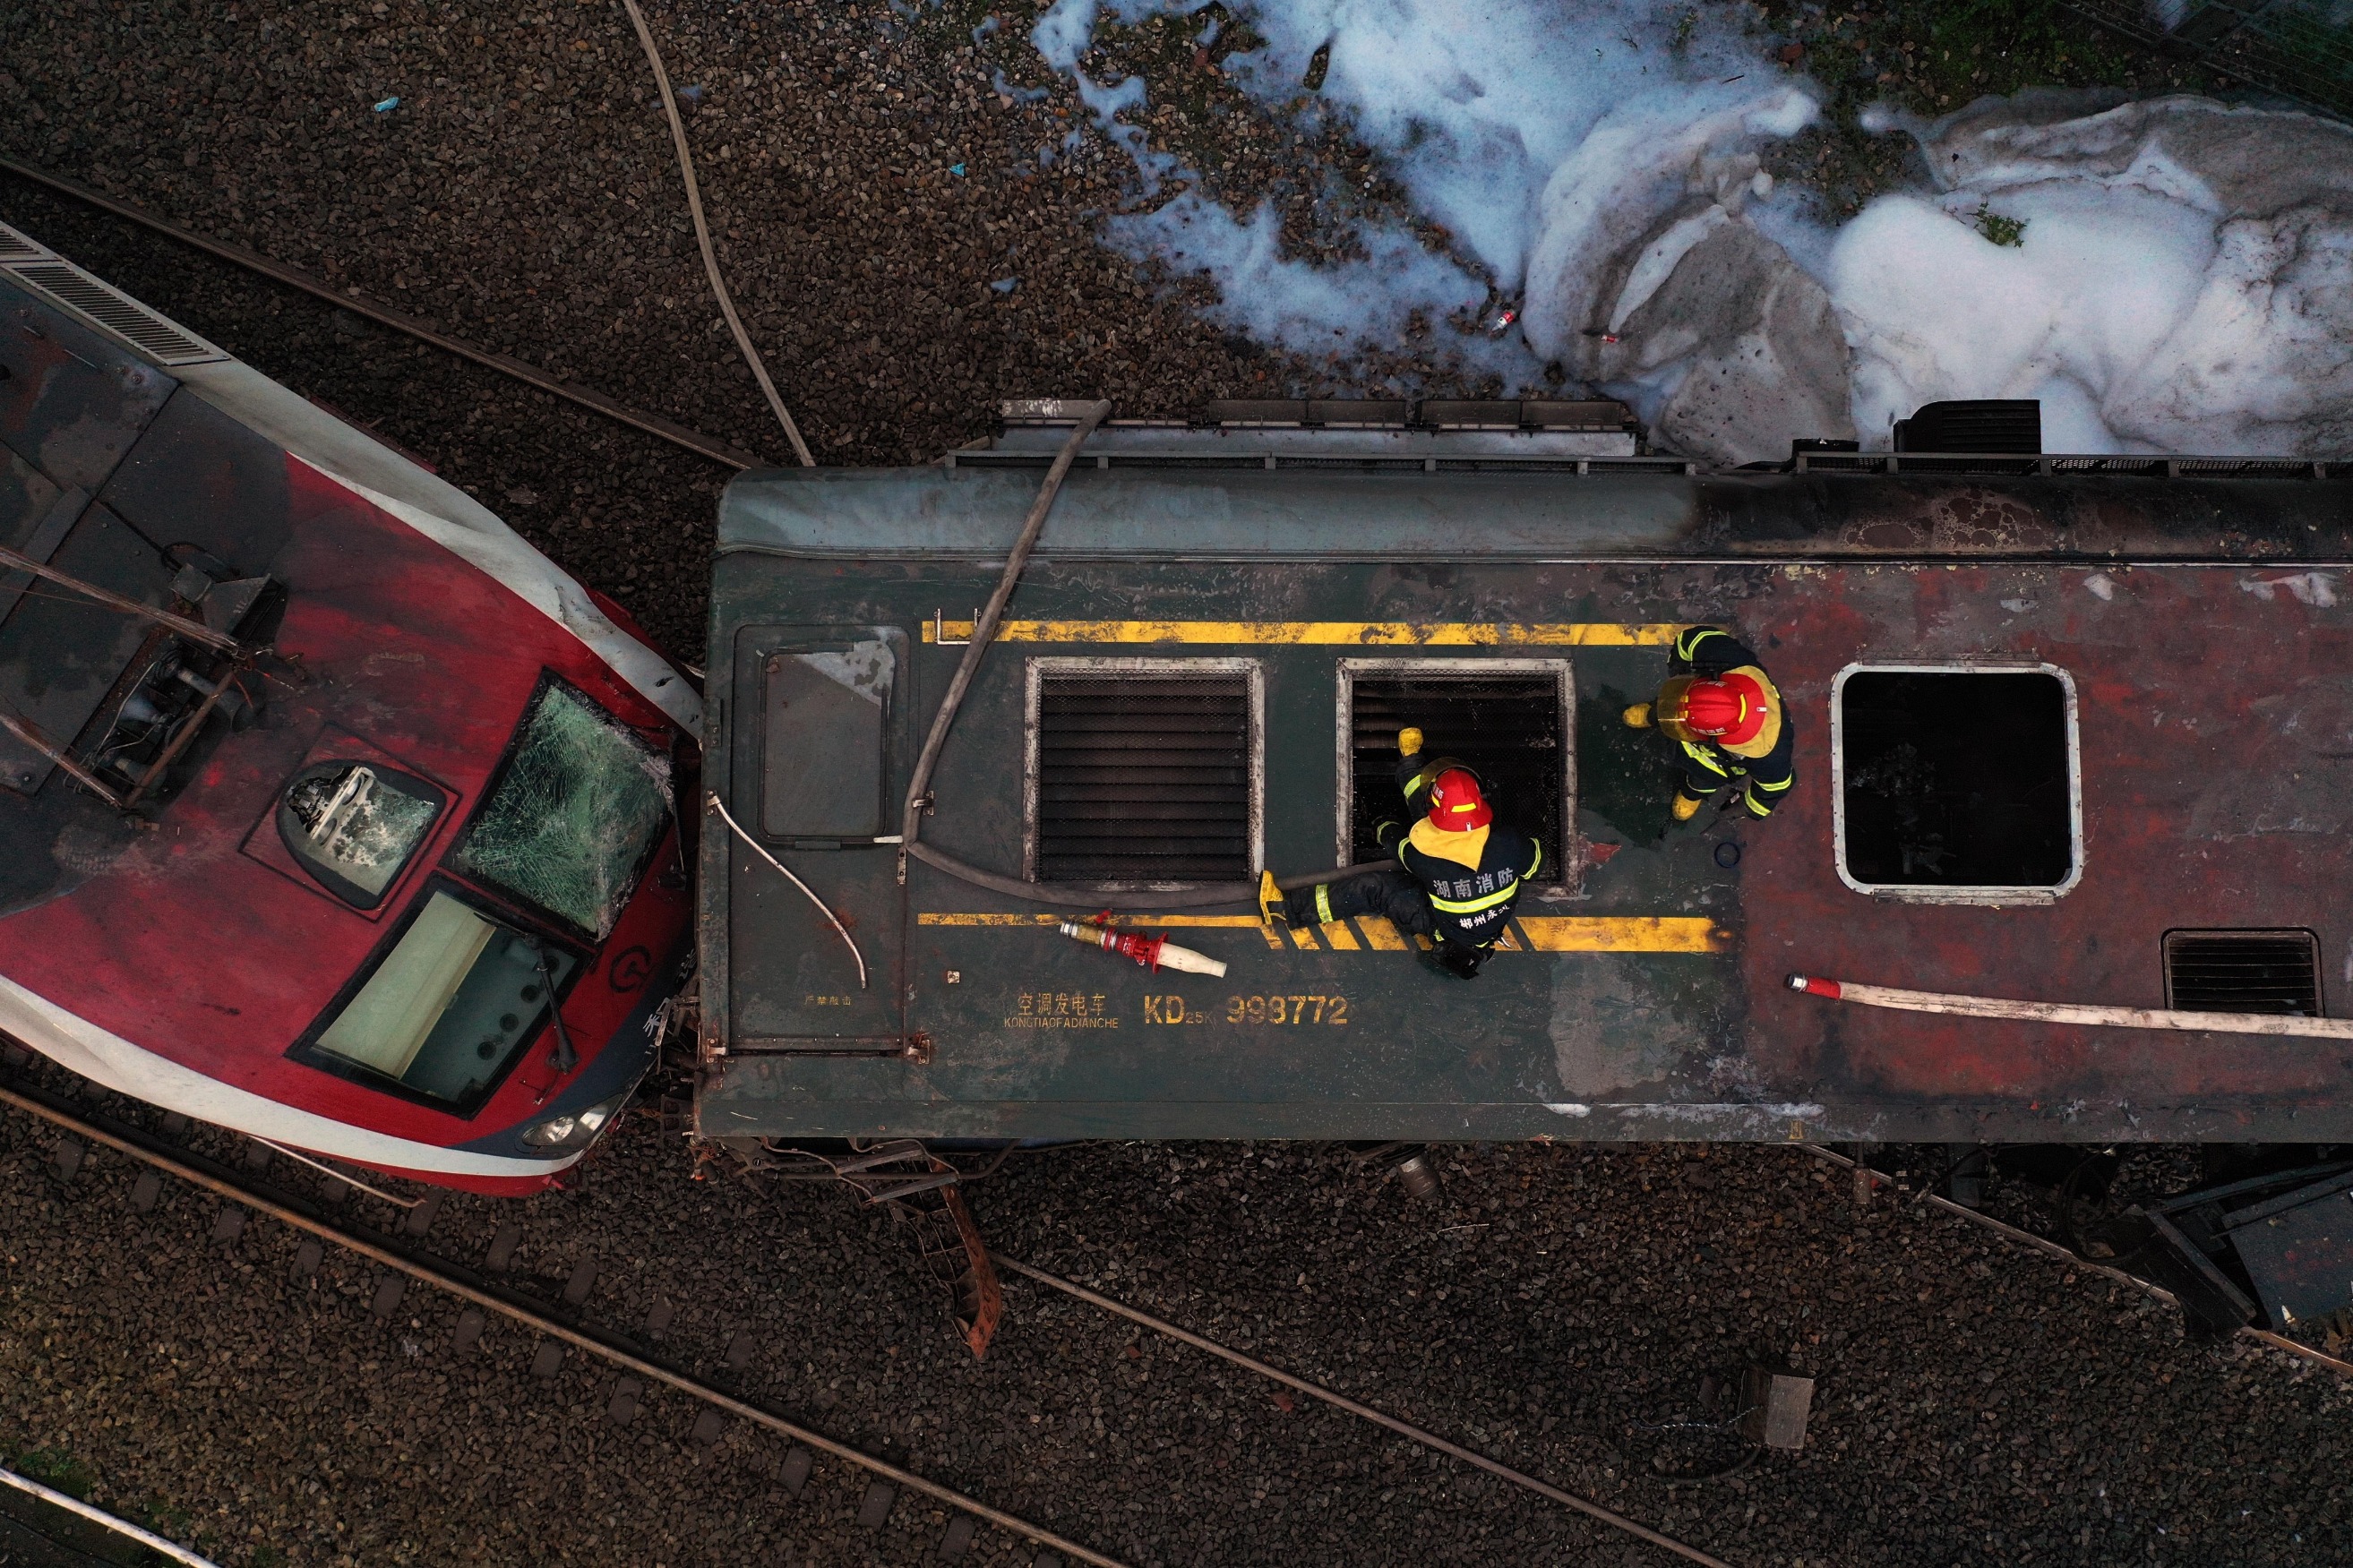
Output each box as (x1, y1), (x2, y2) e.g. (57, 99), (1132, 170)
(895, 402), (1396, 915)
(899, 400), (1111, 856)
(907, 842), (1396, 912)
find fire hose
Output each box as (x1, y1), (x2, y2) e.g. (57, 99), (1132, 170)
(1789, 973), (2353, 1040)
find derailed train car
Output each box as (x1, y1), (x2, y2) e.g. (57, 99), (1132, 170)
(699, 401), (2353, 1152)
(0, 225), (696, 1193)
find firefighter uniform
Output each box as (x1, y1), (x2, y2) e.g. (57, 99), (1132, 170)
(1636, 625), (1795, 820)
(1268, 738), (1541, 980)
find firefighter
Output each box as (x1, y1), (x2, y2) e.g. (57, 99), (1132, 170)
(1259, 727), (1541, 981)
(1623, 624), (1794, 823)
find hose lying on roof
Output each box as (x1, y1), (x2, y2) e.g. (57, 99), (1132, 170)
(897, 402), (1387, 913)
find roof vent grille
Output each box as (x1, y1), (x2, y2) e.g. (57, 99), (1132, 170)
(8, 261), (221, 364)
(2164, 930), (2322, 1016)
(0, 223), (49, 263)
(1035, 673), (1252, 882)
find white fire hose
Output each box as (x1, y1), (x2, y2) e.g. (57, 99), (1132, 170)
(1788, 973), (2353, 1040)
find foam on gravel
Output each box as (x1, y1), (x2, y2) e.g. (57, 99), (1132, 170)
(1026, 2), (2353, 457)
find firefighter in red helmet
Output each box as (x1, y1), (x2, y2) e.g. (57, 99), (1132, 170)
(1624, 624), (1794, 823)
(1260, 728), (1541, 981)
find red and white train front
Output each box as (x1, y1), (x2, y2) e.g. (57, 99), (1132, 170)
(0, 223), (695, 1194)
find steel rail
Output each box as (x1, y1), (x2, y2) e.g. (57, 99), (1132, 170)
(0, 1463), (224, 1568)
(992, 1254), (1738, 1568)
(1800, 1144), (2353, 1380)
(0, 1080), (1134, 1568)
(0, 153), (767, 471)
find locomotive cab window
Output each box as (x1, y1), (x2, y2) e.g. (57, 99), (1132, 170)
(1026, 659), (1263, 883)
(1834, 664), (2082, 902)
(1337, 660), (1573, 881)
(293, 881), (580, 1115)
(278, 762), (445, 909)
(447, 674), (672, 941)
(760, 638), (894, 841)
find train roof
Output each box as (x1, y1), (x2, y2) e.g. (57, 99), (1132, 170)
(0, 226), (691, 1179)
(699, 419), (2353, 1147)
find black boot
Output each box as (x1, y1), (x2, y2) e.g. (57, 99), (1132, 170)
(1434, 941), (1484, 981)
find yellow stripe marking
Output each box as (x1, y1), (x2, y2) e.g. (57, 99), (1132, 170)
(915, 913), (1729, 953)
(922, 619), (1679, 646)
(1516, 916), (1730, 953)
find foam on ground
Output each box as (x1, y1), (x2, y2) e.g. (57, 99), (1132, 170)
(1026, 3), (2353, 457)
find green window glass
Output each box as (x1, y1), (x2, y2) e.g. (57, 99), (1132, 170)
(448, 677), (671, 939)
(303, 886), (579, 1112)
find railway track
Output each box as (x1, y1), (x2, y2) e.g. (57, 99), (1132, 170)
(0, 1058), (1128, 1568)
(0, 1052), (1739, 1568)
(5, 150), (2350, 1568)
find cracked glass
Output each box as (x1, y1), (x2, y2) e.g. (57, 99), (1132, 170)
(449, 679), (671, 938)
(279, 762), (443, 907)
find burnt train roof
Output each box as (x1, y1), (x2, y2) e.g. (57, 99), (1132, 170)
(700, 437), (2353, 1147)
(717, 458), (2353, 564)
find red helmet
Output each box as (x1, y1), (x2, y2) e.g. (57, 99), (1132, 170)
(1428, 767), (1493, 831)
(1660, 672), (1768, 746)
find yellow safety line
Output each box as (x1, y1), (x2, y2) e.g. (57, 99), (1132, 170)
(1516, 916), (1730, 954)
(922, 619), (1679, 647)
(915, 913), (1730, 954)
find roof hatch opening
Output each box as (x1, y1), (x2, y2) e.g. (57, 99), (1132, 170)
(1342, 663), (1570, 881)
(1027, 662), (1260, 884)
(1835, 666), (2080, 900)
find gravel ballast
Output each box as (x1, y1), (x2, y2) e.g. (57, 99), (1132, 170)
(2, 4), (2348, 1566)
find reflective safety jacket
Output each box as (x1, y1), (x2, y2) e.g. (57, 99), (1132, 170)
(1667, 625), (1795, 818)
(1387, 750), (1542, 949)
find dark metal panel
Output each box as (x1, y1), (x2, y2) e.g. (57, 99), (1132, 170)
(717, 465), (2353, 565)
(95, 383), (296, 574)
(0, 276), (175, 493)
(717, 623), (911, 1050)
(0, 501), (173, 793)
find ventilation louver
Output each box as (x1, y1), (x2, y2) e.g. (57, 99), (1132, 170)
(2164, 930), (2323, 1016)
(0, 223), (49, 263)
(8, 261), (221, 364)
(1348, 673), (1565, 880)
(1035, 673), (1251, 881)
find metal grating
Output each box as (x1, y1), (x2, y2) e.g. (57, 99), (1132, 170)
(2165, 930), (2323, 1016)
(1348, 673), (1564, 879)
(8, 261), (221, 364)
(0, 222), (49, 263)
(1035, 673), (1252, 881)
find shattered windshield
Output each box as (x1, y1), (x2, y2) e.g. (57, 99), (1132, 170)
(279, 763), (443, 907)
(447, 677), (671, 938)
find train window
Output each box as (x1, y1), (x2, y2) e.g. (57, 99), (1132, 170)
(277, 762), (446, 909)
(297, 882), (580, 1114)
(760, 638), (892, 839)
(1833, 664), (2082, 902)
(1337, 660), (1572, 881)
(1026, 658), (1263, 883)
(448, 675), (672, 940)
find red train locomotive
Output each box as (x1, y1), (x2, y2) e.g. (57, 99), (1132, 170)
(0, 222), (695, 1193)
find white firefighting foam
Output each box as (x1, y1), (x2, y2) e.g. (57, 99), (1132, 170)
(1024, 0), (2353, 463)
